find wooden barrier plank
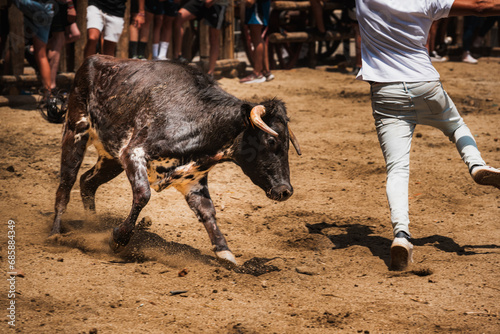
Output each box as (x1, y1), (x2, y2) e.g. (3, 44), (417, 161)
(272, 1), (345, 11)
(0, 73), (75, 89)
(222, 0), (234, 60)
(268, 30), (354, 44)
(8, 5), (24, 76)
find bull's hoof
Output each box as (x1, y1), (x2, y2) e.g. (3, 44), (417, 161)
(108, 234), (126, 253)
(215, 250), (238, 266)
(109, 227), (134, 253)
(108, 228), (131, 253)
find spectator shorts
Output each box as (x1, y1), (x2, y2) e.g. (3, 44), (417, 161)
(244, 0), (270, 26)
(16, 0), (55, 43)
(131, 0), (179, 17)
(163, 0), (180, 17)
(50, 3), (69, 33)
(87, 4), (124, 43)
(182, 0), (226, 29)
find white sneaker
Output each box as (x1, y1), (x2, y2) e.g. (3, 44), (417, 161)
(239, 73), (266, 84)
(430, 51), (448, 63)
(264, 72), (275, 82)
(471, 166), (500, 189)
(390, 235), (413, 271)
(462, 51), (478, 64)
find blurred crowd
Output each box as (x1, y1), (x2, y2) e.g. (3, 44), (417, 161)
(0, 0), (499, 99)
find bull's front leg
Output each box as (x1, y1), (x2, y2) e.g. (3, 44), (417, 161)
(182, 176), (237, 265)
(110, 147), (151, 252)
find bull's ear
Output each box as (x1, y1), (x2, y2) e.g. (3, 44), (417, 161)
(241, 103), (253, 126)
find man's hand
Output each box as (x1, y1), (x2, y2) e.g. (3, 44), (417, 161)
(67, 1), (76, 23)
(132, 12), (146, 28)
(245, 0), (256, 8)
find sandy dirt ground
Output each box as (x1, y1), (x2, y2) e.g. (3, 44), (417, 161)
(1, 59), (499, 333)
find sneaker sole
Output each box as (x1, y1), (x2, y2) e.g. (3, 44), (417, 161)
(241, 80), (266, 84)
(390, 238), (413, 271)
(473, 169), (500, 189)
(390, 245), (409, 271)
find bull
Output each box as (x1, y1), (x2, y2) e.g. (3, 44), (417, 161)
(49, 55), (301, 265)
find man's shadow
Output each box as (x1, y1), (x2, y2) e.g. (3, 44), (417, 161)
(306, 221), (498, 269)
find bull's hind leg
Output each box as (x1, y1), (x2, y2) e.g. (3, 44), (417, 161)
(80, 157), (123, 212)
(182, 176), (237, 265)
(110, 147), (151, 251)
(50, 124), (89, 235)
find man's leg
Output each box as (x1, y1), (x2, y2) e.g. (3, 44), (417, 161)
(372, 82), (415, 270)
(376, 118), (415, 270)
(102, 40), (118, 56)
(84, 28), (101, 58)
(375, 117), (414, 238)
(101, 11), (125, 57)
(47, 31), (65, 90)
(414, 81), (498, 188)
(85, 5), (104, 58)
(173, 8), (196, 59)
(248, 24), (264, 75)
(208, 26), (221, 75)
(33, 37), (51, 91)
(158, 15), (175, 59)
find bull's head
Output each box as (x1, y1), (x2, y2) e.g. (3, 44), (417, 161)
(234, 99), (301, 202)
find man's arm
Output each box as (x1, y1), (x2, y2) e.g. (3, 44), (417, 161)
(449, 0), (500, 16)
(131, 0), (146, 28)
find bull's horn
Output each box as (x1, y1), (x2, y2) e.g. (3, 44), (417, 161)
(249, 105), (279, 138)
(288, 125), (302, 155)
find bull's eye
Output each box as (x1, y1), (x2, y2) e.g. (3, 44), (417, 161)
(267, 137), (276, 147)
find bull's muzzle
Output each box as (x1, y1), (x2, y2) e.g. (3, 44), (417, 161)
(267, 184), (293, 202)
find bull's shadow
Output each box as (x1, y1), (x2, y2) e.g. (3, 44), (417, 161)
(306, 221), (492, 268)
(54, 215), (279, 276)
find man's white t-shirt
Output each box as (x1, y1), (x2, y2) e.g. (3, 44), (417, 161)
(355, 0), (455, 82)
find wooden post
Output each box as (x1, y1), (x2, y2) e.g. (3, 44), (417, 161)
(222, 0), (234, 60)
(200, 21), (210, 60)
(74, 0), (88, 70)
(116, 0), (131, 59)
(7, 4), (24, 76)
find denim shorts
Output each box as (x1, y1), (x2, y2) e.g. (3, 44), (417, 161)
(16, 0), (55, 43)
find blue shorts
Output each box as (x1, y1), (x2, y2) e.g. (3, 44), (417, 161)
(244, 0), (270, 26)
(15, 0), (55, 43)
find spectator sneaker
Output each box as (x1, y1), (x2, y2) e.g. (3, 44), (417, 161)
(239, 73), (266, 84)
(462, 51), (478, 64)
(390, 232), (413, 271)
(175, 55), (189, 64)
(430, 51), (448, 63)
(471, 166), (500, 189)
(264, 72), (275, 82)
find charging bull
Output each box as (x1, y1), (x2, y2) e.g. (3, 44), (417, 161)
(49, 55), (301, 265)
